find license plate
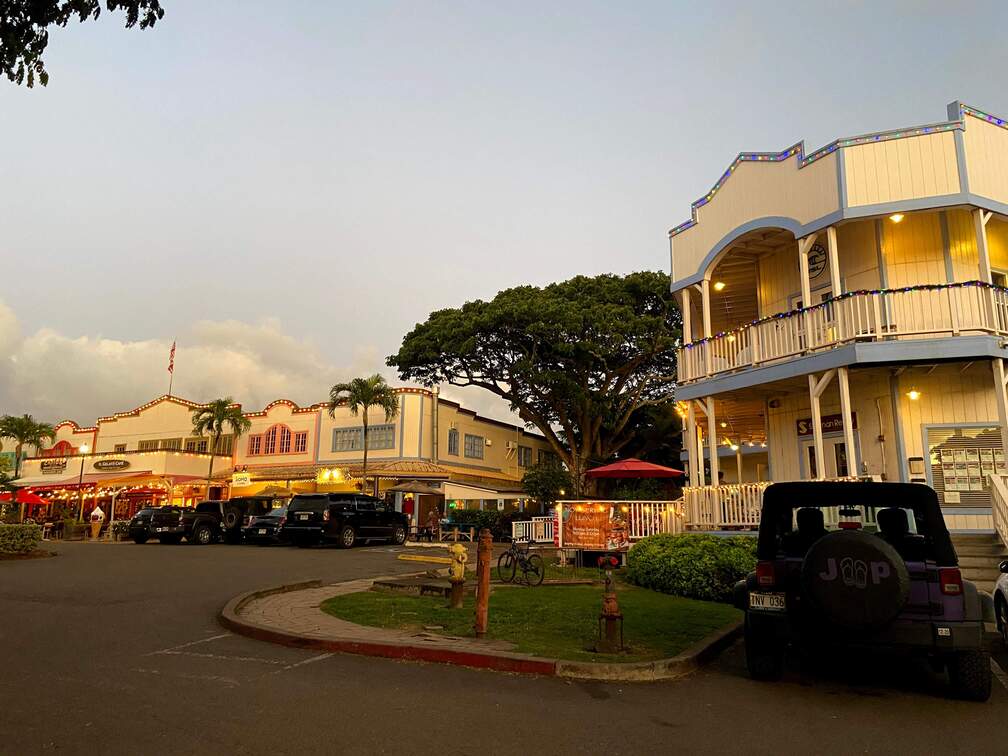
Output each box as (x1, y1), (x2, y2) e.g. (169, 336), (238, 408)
(258, 528), (267, 535)
(749, 592), (786, 612)
(156, 527), (165, 533)
(299, 513), (310, 520)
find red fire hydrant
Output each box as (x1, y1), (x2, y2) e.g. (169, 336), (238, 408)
(595, 555), (624, 653)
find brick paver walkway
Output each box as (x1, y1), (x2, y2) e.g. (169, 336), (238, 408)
(238, 578), (519, 654)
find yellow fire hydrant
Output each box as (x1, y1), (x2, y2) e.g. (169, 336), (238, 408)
(448, 543), (467, 608)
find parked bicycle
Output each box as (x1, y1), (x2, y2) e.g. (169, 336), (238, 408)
(497, 540), (545, 586)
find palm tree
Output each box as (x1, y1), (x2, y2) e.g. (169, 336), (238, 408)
(0, 414), (56, 478)
(328, 375), (400, 496)
(190, 398), (251, 493)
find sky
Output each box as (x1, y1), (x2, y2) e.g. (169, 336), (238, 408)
(3, 0), (1008, 424)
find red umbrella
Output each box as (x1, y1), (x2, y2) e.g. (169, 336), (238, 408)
(585, 458), (685, 479)
(0, 490), (46, 506)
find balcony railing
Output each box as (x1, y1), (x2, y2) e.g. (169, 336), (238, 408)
(679, 281), (1008, 383)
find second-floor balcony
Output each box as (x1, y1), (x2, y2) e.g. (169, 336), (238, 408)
(678, 280), (1008, 383)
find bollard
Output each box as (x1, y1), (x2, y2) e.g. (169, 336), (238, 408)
(474, 528), (492, 637)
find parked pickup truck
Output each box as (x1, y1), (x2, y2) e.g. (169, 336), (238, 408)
(281, 493), (408, 548)
(148, 506), (187, 544)
(152, 496), (278, 545)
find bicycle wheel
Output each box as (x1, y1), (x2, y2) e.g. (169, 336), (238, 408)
(497, 552), (516, 583)
(524, 553), (545, 586)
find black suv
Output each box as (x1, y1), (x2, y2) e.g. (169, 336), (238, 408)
(737, 481), (994, 701)
(282, 493), (408, 548)
(127, 506), (178, 544)
(152, 497), (278, 545)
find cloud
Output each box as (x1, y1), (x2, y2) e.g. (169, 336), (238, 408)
(0, 299), (523, 427)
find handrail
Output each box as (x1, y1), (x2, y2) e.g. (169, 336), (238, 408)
(989, 474), (1008, 547)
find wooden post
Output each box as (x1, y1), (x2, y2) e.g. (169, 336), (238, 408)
(993, 359), (1008, 462)
(681, 288), (693, 344)
(837, 367), (858, 478)
(798, 234), (818, 350)
(474, 528), (492, 638)
(974, 209), (997, 329)
(826, 226), (841, 298)
(686, 401), (698, 486)
(736, 445), (743, 484)
(807, 370), (835, 481)
(701, 279), (712, 375)
(705, 396), (720, 486)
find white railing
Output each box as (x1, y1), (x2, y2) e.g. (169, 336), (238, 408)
(989, 474), (1008, 547)
(511, 516), (554, 544)
(684, 483), (769, 529)
(679, 281), (1008, 383)
(623, 500), (686, 539)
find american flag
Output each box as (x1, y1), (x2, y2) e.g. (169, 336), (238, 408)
(168, 341), (176, 374)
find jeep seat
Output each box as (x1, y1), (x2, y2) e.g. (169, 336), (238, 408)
(783, 507), (828, 557)
(876, 507), (927, 562)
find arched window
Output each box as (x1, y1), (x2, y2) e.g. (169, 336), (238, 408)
(447, 428), (459, 456)
(46, 440), (76, 457)
(261, 424), (293, 455)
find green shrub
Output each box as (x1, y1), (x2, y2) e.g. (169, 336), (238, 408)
(0, 524), (43, 554)
(110, 520), (131, 539)
(447, 509), (509, 539)
(626, 533), (757, 602)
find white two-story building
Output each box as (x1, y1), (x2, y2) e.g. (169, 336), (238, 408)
(671, 101), (1008, 546)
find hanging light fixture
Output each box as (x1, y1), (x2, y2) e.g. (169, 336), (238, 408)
(906, 387), (922, 401)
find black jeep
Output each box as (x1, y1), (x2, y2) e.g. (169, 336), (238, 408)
(147, 506), (187, 544)
(281, 493), (408, 548)
(736, 481), (994, 701)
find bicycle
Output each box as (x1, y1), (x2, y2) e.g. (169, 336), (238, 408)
(496, 540), (545, 586)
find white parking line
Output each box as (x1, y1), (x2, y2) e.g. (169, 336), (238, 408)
(148, 632), (231, 655)
(155, 650), (285, 665)
(991, 657), (1008, 691)
(283, 652), (333, 670)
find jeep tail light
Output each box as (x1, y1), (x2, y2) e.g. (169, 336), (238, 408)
(279, 516), (286, 527)
(756, 561), (775, 589)
(323, 509), (330, 522)
(939, 567), (963, 596)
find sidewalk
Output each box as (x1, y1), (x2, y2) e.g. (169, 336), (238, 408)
(220, 578), (741, 681)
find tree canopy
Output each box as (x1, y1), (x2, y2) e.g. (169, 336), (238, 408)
(191, 398), (250, 487)
(388, 271), (681, 493)
(0, 414), (56, 477)
(1, 1), (164, 87)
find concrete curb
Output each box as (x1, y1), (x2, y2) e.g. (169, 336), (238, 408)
(219, 580), (741, 682)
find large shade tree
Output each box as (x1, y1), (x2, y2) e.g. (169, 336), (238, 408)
(328, 375), (400, 496)
(190, 398), (251, 492)
(0, 414), (56, 478)
(388, 272), (681, 494)
(2, 1), (164, 87)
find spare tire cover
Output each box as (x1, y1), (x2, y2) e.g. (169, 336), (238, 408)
(223, 507), (241, 529)
(800, 530), (910, 631)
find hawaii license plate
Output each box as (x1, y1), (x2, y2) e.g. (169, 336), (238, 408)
(258, 528), (267, 535)
(749, 592), (786, 611)
(299, 513), (310, 520)
(156, 527), (165, 533)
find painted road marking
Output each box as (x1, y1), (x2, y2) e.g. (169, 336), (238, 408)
(283, 652), (333, 670)
(148, 633), (231, 655)
(131, 667), (240, 688)
(155, 650), (285, 665)
(991, 657), (1008, 691)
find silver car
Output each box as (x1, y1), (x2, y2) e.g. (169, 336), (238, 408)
(996, 560), (1008, 645)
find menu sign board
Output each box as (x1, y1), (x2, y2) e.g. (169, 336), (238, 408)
(939, 448), (1005, 493)
(559, 503), (630, 551)
(40, 458), (67, 475)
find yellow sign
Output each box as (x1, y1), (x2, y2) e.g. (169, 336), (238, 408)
(316, 467), (345, 484)
(231, 472), (251, 487)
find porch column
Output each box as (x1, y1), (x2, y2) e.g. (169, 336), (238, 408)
(696, 423), (706, 486)
(680, 288), (693, 343)
(837, 367), (858, 478)
(826, 226), (842, 297)
(807, 370), (836, 481)
(701, 279), (712, 375)
(705, 397), (720, 485)
(685, 401), (699, 486)
(798, 234), (818, 350)
(974, 209), (997, 329)
(994, 359), (1008, 460)
(735, 445), (743, 484)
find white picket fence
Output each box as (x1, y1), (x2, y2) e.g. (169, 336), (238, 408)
(511, 516), (554, 544)
(512, 501), (686, 545)
(684, 483), (769, 529)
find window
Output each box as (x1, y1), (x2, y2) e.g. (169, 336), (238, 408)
(447, 428), (459, 456)
(517, 445), (533, 468)
(294, 431), (308, 453)
(248, 435), (262, 455)
(160, 438), (181, 451)
(184, 437), (208, 453)
(215, 434), (233, 455)
(332, 428), (362, 452)
(464, 433), (484, 459)
(46, 440), (76, 457)
(367, 424), (395, 450)
(113, 444), (127, 453)
(279, 426), (291, 454)
(264, 426), (278, 455)
(138, 439), (159, 452)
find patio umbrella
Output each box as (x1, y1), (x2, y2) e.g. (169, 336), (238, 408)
(0, 490), (46, 506)
(258, 485), (295, 498)
(585, 458), (685, 479)
(384, 480), (444, 495)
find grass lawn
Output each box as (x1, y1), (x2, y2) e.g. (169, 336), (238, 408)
(321, 579), (740, 663)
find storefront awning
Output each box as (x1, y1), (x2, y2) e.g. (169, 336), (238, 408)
(443, 482), (526, 501)
(18, 471), (154, 490)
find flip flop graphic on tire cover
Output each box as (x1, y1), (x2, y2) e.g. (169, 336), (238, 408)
(801, 530), (910, 631)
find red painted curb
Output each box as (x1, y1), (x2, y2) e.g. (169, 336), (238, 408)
(219, 583), (558, 676)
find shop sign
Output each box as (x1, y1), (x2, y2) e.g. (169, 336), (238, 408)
(796, 412), (857, 437)
(558, 503), (630, 551)
(808, 243), (828, 279)
(94, 459), (130, 471)
(41, 458), (68, 475)
(231, 472), (252, 487)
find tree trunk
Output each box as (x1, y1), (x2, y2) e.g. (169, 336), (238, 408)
(206, 433), (218, 498)
(361, 415), (369, 495)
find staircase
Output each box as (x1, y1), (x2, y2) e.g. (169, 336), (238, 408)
(950, 533), (1008, 593)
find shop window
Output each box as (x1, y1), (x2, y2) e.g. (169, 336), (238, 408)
(368, 424), (395, 450)
(279, 426), (291, 454)
(447, 428), (459, 456)
(160, 438), (181, 451)
(114, 444), (127, 453)
(138, 440), (159, 452)
(248, 435), (262, 456)
(263, 426), (278, 454)
(214, 435), (233, 455)
(517, 445), (533, 467)
(294, 431), (308, 453)
(464, 433), (484, 459)
(184, 437), (208, 454)
(332, 428), (362, 452)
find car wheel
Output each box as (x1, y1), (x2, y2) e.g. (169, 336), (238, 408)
(391, 525), (406, 546)
(947, 650), (992, 701)
(193, 524), (214, 546)
(338, 525), (356, 549)
(132, 535), (148, 545)
(744, 616), (784, 681)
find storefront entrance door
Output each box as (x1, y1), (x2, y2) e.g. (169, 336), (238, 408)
(799, 433), (860, 480)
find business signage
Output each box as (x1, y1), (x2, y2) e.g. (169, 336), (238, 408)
(94, 459), (130, 471)
(807, 243), (828, 279)
(41, 458), (68, 475)
(231, 472), (252, 487)
(796, 412), (857, 437)
(558, 503), (630, 551)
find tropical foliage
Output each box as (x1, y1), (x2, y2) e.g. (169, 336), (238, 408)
(328, 375), (400, 495)
(520, 462), (571, 512)
(0, 414), (56, 478)
(625, 533), (757, 603)
(388, 272), (681, 495)
(190, 398), (251, 489)
(0, 523), (42, 553)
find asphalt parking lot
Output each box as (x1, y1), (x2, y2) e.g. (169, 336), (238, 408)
(1, 541), (1006, 755)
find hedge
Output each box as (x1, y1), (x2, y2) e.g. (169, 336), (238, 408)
(0, 524), (43, 554)
(625, 533), (757, 603)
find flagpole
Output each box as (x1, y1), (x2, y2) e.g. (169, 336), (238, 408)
(168, 338), (176, 397)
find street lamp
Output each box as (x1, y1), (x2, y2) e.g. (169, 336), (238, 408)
(76, 443), (89, 521)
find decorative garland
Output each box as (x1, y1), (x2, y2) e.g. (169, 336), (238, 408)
(682, 279), (1005, 349)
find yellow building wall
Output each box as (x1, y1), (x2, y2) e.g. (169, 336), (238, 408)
(879, 211), (946, 289)
(317, 397), (410, 463)
(673, 153), (839, 283)
(843, 131), (960, 207)
(963, 117), (1008, 206)
(987, 217), (1008, 273)
(947, 209), (982, 280)
(94, 398), (209, 453)
(39, 422), (96, 454)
